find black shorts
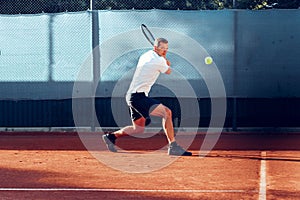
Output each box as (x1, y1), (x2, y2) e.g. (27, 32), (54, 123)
(126, 92), (160, 126)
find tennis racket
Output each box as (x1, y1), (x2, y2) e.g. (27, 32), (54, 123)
(141, 24), (155, 46)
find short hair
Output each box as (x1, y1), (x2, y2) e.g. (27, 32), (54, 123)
(154, 38), (168, 47)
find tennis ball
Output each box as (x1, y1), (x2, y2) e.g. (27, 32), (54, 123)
(205, 56), (213, 65)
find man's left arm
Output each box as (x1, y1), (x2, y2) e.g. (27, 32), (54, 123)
(164, 58), (171, 74)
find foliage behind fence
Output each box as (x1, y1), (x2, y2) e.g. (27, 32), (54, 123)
(0, 0), (299, 14)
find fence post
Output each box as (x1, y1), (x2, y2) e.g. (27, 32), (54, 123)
(90, 1), (100, 132)
(232, 10), (238, 131)
(48, 15), (54, 81)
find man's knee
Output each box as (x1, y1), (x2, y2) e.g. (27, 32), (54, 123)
(164, 107), (172, 119)
(150, 104), (172, 119)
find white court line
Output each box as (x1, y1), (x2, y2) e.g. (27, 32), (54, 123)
(0, 188), (245, 193)
(259, 151), (267, 200)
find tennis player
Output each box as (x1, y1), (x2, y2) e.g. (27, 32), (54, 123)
(102, 38), (192, 156)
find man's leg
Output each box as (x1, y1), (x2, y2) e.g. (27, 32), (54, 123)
(150, 104), (175, 143)
(102, 117), (145, 152)
(114, 117), (145, 138)
(150, 104), (192, 156)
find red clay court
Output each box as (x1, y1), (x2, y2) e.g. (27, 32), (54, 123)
(0, 131), (299, 200)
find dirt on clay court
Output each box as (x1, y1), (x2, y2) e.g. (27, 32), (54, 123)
(0, 131), (299, 200)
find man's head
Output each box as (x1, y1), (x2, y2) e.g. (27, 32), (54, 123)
(154, 38), (168, 57)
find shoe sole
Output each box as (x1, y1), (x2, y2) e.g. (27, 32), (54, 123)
(169, 154), (192, 156)
(168, 151), (192, 156)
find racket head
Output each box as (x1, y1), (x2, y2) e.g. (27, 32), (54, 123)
(141, 24), (155, 46)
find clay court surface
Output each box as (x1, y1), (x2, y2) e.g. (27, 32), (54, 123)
(0, 131), (299, 200)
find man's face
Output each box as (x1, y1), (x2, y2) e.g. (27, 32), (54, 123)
(154, 42), (168, 57)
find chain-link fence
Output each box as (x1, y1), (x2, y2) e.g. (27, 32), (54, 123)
(0, 0), (89, 14)
(1, 2), (300, 128)
(0, 0), (228, 14)
(1, 0), (299, 14)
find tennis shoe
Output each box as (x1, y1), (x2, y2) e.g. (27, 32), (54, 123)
(168, 142), (192, 156)
(102, 133), (117, 152)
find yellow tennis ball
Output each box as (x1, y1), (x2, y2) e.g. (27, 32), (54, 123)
(205, 56), (213, 65)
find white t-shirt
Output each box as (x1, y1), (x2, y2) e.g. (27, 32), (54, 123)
(127, 50), (169, 96)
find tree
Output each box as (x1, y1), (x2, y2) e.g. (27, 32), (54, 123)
(0, 0), (299, 14)
(234, 0), (300, 10)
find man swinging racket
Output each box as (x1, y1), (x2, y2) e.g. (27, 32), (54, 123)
(102, 38), (192, 156)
